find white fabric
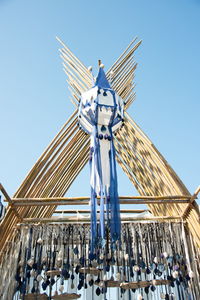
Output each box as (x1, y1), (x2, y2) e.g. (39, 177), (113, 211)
(98, 106), (113, 126)
(98, 89), (114, 106)
(81, 86), (98, 105)
(90, 136), (101, 193)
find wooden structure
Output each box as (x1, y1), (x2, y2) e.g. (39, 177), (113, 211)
(0, 37), (200, 299)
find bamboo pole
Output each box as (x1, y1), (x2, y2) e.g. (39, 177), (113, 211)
(106, 37), (138, 74)
(14, 110), (78, 198)
(56, 36), (92, 81)
(116, 114), (191, 216)
(8, 197), (190, 207)
(60, 50), (92, 86)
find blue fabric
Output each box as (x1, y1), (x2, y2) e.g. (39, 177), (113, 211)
(109, 130), (121, 242)
(95, 68), (111, 89)
(79, 67), (122, 253)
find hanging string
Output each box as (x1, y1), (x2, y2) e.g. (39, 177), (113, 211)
(1, 222), (199, 300)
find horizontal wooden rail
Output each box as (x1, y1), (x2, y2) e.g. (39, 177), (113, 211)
(120, 279), (170, 289)
(95, 279), (170, 288)
(6, 196), (191, 207)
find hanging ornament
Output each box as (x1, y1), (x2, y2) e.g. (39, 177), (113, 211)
(30, 270), (36, 277)
(163, 252), (168, 258)
(173, 264), (179, 271)
(37, 275), (43, 282)
(27, 258), (34, 267)
(116, 272), (121, 281)
(59, 285), (65, 293)
(99, 253), (104, 260)
(189, 270), (194, 278)
(96, 287), (101, 296)
(78, 66), (124, 252)
(153, 257), (158, 264)
(172, 271), (179, 279)
(99, 281), (104, 288)
(37, 237), (43, 244)
(124, 254), (129, 261)
(133, 265), (140, 272)
(69, 282), (74, 290)
(89, 279), (94, 287)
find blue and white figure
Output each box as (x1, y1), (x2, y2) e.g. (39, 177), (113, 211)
(0, 196), (5, 221)
(78, 66), (124, 252)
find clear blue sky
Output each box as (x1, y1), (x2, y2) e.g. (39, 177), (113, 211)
(0, 0), (199, 204)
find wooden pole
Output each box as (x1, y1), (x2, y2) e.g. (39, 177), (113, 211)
(6, 196), (191, 207)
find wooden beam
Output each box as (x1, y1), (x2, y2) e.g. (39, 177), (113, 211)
(120, 279), (170, 289)
(54, 209), (150, 214)
(7, 195), (191, 207)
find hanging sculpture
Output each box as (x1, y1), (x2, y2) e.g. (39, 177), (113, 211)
(78, 65), (123, 252)
(0, 37), (200, 300)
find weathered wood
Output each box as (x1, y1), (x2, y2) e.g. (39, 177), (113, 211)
(52, 294), (81, 300)
(24, 294), (48, 300)
(46, 270), (61, 277)
(120, 279), (170, 289)
(95, 280), (120, 287)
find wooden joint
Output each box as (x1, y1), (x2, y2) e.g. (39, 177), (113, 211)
(0, 183), (23, 221)
(181, 185), (200, 220)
